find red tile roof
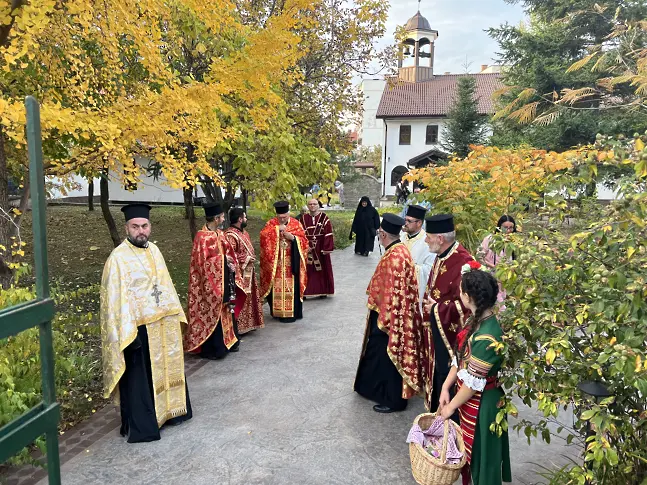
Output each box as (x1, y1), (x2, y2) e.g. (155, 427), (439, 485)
(376, 73), (502, 119)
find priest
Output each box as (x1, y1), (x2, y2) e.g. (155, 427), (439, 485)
(259, 201), (308, 323)
(354, 213), (424, 413)
(224, 207), (265, 334)
(422, 213), (474, 412)
(100, 203), (192, 443)
(402, 204), (436, 308)
(299, 198), (335, 298)
(184, 202), (239, 359)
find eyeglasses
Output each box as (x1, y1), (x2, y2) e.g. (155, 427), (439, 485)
(404, 218), (417, 224)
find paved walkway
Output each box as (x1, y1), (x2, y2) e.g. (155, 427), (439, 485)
(36, 245), (575, 485)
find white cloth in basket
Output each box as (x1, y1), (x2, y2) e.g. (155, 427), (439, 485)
(406, 417), (464, 464)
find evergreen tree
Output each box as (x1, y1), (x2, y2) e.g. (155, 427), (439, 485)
(442, 77), (488, 158)
(489, 1), (647, 151)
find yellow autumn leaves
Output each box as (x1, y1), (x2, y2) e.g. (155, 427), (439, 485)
(0, 0), (320, 189)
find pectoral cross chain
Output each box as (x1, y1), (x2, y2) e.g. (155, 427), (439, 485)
(151, 284), (162, 306)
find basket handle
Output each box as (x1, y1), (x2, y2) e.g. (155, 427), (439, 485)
(440, 417), (451, 464)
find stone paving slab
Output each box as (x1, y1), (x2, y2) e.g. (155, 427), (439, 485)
(17, 244), (580, 485)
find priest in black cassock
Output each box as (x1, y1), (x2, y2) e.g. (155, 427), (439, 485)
(100, 204), (192, 443)
(354, 213), (424, 413)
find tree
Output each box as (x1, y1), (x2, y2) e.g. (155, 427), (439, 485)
(489, 1), (647, 150)
(355, 145), (382, 176)
(441, 77), (488, 158)
(493, 135), (647, 484)
(0, 0), (324, 277)
(235, 0), (390, 153)
(405, 145), (576, 251)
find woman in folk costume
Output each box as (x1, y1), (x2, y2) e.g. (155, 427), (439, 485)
(349, 196), (380, 256)
(438, 262), (511, 485)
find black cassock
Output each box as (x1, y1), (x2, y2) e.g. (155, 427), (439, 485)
(350, 199), (380, 255)
(119, 325), (193, 443)
(199, 264), (240, 359)
(353, 310), (408, 411)
(267, 238), (303, 323)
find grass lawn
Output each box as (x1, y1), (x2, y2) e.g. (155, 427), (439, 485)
(20, 205), (354, 303)
(1, 204), (355, 452)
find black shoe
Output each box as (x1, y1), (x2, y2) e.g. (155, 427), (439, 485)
(319, 295), (328, 299)
(373, 404), (394, 414)
(363, 252), (369, 257)
(204, 353), (227, 360)
(230, 344), (240, 353)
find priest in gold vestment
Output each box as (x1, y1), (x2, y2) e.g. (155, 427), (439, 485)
(100, 204), (192, 443)
(260, 201), (308, 323)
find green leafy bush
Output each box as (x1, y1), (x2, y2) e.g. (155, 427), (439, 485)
(0, 284), (104, 466)
(495, 135), (647, 484)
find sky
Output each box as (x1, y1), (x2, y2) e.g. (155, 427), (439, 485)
(366, 0), (526, 78)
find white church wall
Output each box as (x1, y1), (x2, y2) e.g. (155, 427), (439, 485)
(49, 157), (205, 204)
(382, 117), (448, 196)
(48, 174), (101, 199)
(359, 79), (387, 148)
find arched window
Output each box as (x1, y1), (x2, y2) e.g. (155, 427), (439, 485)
(400, 39), (416, 68)
(418, 38), (432, 67)
(391, 166), (408, 186)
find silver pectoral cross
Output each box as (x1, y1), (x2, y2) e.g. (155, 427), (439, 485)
(151, 284), (162, 306)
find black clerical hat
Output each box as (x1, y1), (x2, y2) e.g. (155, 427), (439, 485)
(121, 203), (151, 222)
(274, 201), (290, 214)
(425, 214), (455, 234)
(406, 204), (427, 221)
(203, 203), (223, 218)
(381, 213), (405, 235)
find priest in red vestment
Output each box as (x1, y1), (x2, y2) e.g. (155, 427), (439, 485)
(259, 201), (308, 323)
(422, 213), (474, 412)
(299, 198), (335, 298)
(354, 213), (424, 413)
(224, 207), (265, 334)
(184, 203), (239, 359)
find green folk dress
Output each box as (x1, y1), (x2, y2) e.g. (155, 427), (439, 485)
(455, 315), (512, 485)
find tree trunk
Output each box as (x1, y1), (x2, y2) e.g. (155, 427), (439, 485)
(88, 180), (94, 211)
(183, 187), (197, 240)
(100, 173), (121, 247)
(0, 125), (13, 288)
(242, 189), (248, 210)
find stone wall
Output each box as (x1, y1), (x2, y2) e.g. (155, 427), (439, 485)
(343, 174), (382, 208)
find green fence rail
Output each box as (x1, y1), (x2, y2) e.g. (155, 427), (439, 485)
(0, 96), (61, 483)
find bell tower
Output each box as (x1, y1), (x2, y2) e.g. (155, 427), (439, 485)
(398, 6), (438, 83)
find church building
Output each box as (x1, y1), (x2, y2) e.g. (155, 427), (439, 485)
(358, 9), (502, 197)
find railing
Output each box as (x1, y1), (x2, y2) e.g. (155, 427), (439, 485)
(0, 96), (61, 483)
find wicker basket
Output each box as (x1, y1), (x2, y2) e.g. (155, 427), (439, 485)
(409, 413), (467, 485)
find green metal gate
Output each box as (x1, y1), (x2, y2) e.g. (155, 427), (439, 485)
(0, 96), (61, 483)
